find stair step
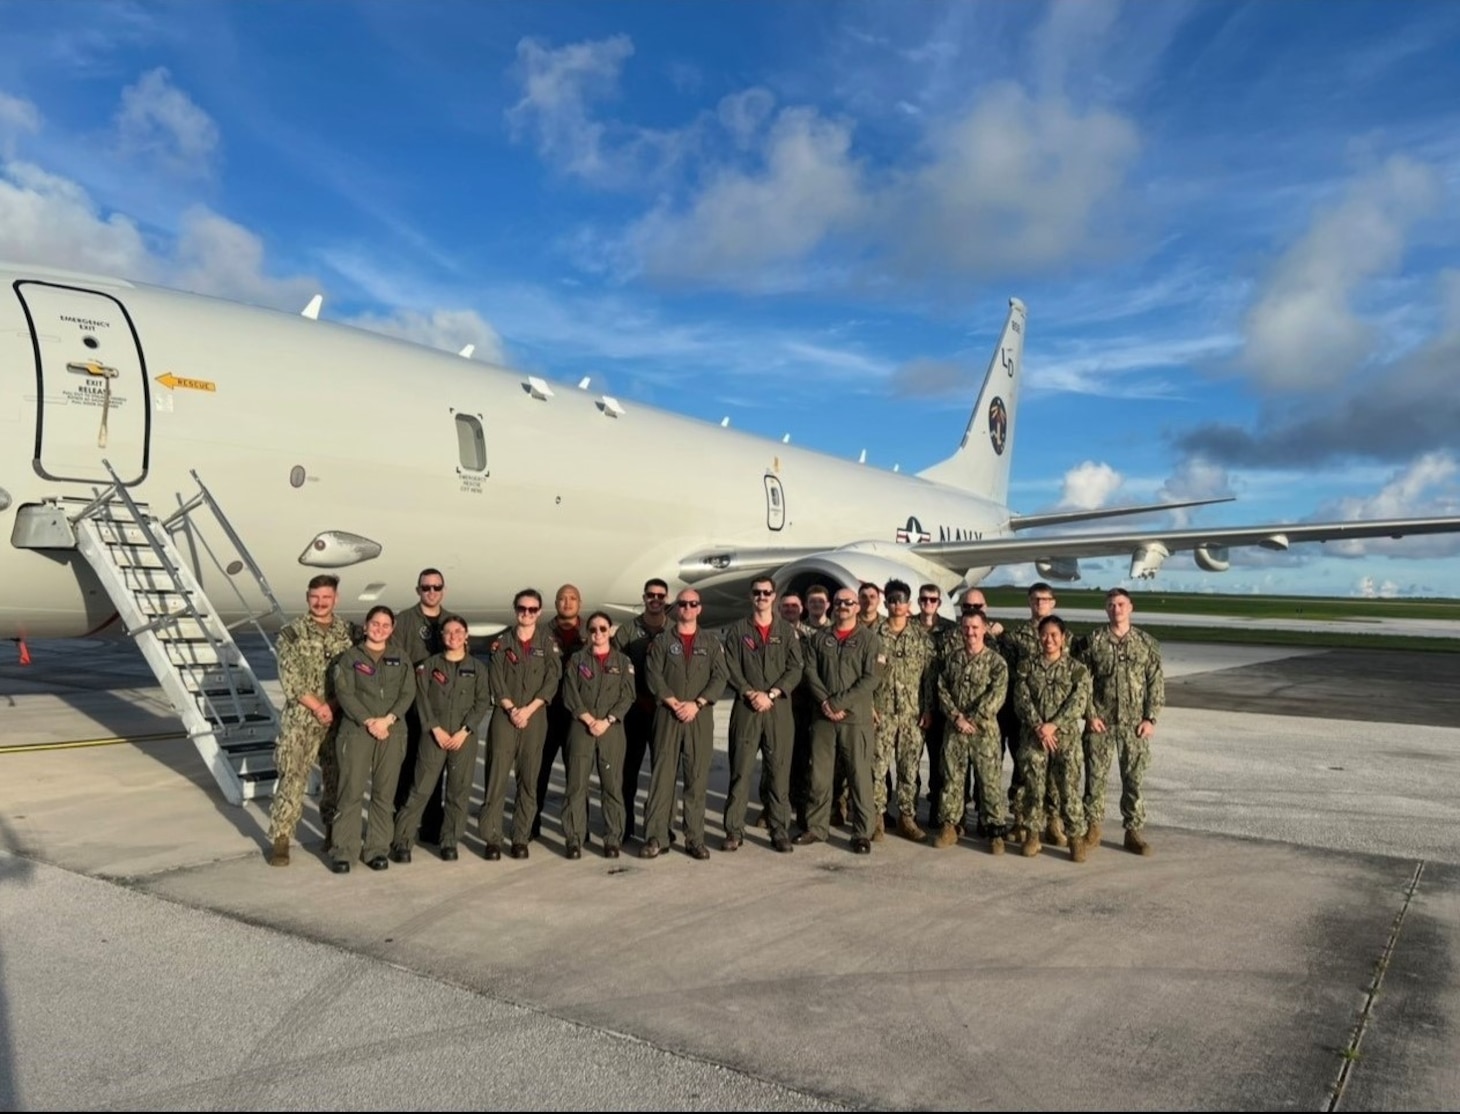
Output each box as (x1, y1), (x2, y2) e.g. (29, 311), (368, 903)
(229, 752), (279, 776)
(164, 641), (225, 667)
(135, 591), (195, 618)
(102, 543), (172, 571)
(120, 567), (189, 593)
(91, 519), (156, 547)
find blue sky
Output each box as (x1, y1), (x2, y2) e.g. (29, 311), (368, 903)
(3, 0), (1459, 597)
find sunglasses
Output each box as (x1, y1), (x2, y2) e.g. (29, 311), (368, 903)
(418, 584), (444, 593)
(644, 592), (667, 600)
(885, 594), (908, 604)
(677, 600), (702, 608)
(834, 600), (857, 608)
(919, 596), (940, 604)
(588, 625), (611, 634)
(516, 605), (541, 614)
(751, 590), (775, 598)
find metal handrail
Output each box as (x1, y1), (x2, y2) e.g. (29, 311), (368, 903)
(80, 460), (248, 728)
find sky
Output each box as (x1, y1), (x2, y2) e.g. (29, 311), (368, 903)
(2, 0), (1458, 598)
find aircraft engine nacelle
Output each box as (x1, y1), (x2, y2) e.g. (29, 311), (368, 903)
(1034, 557), (1081, 582)
(1193, 544), (1231, 573)
(1129, 542), (1171, 579)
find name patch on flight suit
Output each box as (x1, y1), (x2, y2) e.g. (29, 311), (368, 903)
(354, 661), (376, 675)
(693, 647), (708, 656)
(460, 667), (476, 676)
(531, 648), (545, 658)
(384, 656), (402, 667)
(607, 665), (623, 675)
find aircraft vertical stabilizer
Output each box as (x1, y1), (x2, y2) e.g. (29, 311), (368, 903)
(916, 297), (1026, 505)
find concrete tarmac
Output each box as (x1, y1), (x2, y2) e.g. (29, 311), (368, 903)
(0, 637), (1457, 1110)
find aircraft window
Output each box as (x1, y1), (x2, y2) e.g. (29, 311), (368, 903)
(455, 413), (487, 474)
(764, 474), (785, 531)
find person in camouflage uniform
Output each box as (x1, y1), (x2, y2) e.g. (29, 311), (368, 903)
(872, 580), (937, 842)
(916, 583), (956, 826)
(1001, 583), (1064, 843)
(932, 609), (1009, 853)
(1073, 588), (1164, 856)
(267, 574), (358, 866)
(1012, 614), (1092, 862)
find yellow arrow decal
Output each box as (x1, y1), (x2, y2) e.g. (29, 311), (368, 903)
(155, 373), (217, 392)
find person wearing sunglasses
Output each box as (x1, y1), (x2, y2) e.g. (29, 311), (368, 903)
(799, 589), (880, 854)
(721, 578), (804, 854)
(612, 577), (672, 843)
(871, 579), (937, 844)
(478, 588), (563, 861)
(329, 606), (415, 874)
(391, 615), (491, 863)
(642, 591), (727, 860)
(389, 568), (450, 850)
(915, 584), (954, 830)
(560, 611), (636, 859)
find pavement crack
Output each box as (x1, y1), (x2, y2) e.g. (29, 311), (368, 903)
(1328, 859), (1425, 1111)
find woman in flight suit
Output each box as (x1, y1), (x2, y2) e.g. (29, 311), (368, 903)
(331, 606), (416, 873)
(560, 611), (636, 859)
(391, 615), (492, 863)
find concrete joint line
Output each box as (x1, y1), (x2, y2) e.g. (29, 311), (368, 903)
(1327, 859), (1425, 1111)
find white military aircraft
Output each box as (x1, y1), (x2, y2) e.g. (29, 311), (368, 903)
(6, 259), (1460, 637)
(8, 260), (1460, 801)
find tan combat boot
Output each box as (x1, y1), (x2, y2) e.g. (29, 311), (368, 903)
(267, 836), (290, 867)
(1084, 823), (1102, 852)
(1021, 833), (1041, 858)
(1124, 829), (1152, 856)
(872, 813), (885, 842)
(989, 832), (1005, 856)
(897, 813), (926, 842)
(1070, 835), (1087, 863)
(1044, 815), (1068, 847)
(930, 823), (958, 848)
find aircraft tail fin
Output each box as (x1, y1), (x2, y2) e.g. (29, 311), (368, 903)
(916, 297), (1026, 504)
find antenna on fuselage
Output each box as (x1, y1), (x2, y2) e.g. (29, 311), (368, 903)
(857, 449), (866, 464)
(577, 377), (591, 390)
(301, 295), (323, 320)
(720, 417), (730, 427)
(458, 344), (475, 359)
(782, 433), (791, 443)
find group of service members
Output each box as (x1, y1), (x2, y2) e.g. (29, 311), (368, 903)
(263, 570), (1164, 873)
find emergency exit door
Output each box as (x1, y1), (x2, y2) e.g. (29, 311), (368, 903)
(764, 473), (785, 531)
(17, 282), (151, 485)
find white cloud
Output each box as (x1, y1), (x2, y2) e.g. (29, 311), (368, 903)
(0, 160), (155, 277)
(0, 91), (41, 158)
(0, 160), (316, 312)
(1159, 456), (1233, 526)
(1060, 460), (1124, 509)
(1239, 156), (1442, 392)
(630, 107), (865, 288)
(345, 307), (507, 366)
(1352, 576), (1401, 599)
(114, 67), (220, 177)
(1319, 451), (1460, 558)
(508, 37), (1143, 292)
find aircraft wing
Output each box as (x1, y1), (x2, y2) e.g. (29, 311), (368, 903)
(910, 515), (1460, 578)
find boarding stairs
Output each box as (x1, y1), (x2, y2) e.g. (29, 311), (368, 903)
(70, 461), (286, 805)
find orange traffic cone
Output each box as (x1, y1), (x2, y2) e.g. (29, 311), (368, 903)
(17, 638), (31, 666)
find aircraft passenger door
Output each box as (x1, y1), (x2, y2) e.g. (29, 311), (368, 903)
(764, 473), (785, 531)
(17, 282), (150, 485)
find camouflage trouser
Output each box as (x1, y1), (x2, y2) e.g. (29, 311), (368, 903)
(1014, 741), (1085, 843)
(1082, 725), (1128, 829)
(873, 714), (924, 815)
(941, 726), (1004, 831)
(267, 707), (339, 843)
(1118, 732), (1152, 831)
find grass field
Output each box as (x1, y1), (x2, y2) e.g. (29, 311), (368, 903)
(976, 587), (1460, 622)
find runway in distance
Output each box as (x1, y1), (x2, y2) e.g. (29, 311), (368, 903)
(5, 258), (1460, 638)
